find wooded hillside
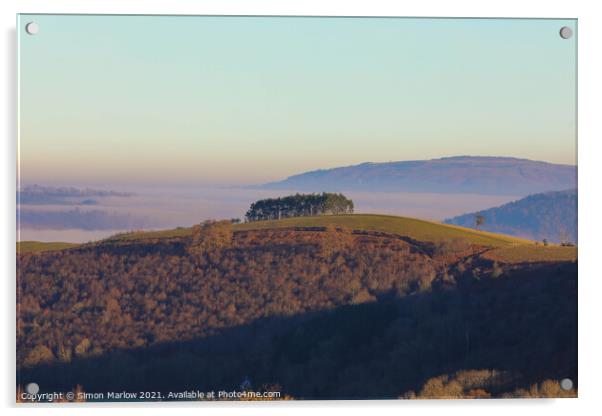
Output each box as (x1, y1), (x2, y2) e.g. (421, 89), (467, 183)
(17, 219), (577, 399)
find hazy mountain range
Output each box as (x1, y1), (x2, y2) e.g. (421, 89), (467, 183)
(18, 185), (134, 205)
(17, 185), (145, 235)
(445, 189), (577, 244)
(18, 208), (150, 231)
(261, 156), (577, 196)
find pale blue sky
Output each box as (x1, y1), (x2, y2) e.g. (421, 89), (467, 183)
(18, 15), (577, 186)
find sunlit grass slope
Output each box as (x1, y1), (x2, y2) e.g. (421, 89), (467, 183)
(18, 214), (578, 264)
(18, 214), (530, 250)
(102, 214), (529, 247)
(234, 214), (531, 247)
(102, 227), (193, 242)
(17, 241), (78, 254)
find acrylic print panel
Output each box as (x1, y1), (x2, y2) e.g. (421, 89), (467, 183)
(17, 15), (577, 402)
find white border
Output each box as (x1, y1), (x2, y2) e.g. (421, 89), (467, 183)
(3, 1), (601, 415)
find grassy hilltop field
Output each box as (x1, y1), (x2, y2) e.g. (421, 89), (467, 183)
(18, 213), (577, 263)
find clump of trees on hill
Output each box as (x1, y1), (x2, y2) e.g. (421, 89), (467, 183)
(245, 193), (354, 222)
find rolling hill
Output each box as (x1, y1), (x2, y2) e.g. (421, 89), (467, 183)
(17, 214), (577, 399)
(260, 156), (577, 196)
(444, 189), (577, 244)
(18, 214), (576, 263)
(234, 214), (530, 247)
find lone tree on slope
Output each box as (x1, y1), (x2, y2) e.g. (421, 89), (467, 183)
(475, 214), (486, 231)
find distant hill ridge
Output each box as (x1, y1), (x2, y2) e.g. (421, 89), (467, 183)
(445, 189), (577, 244)
(261, 156), (576, 196)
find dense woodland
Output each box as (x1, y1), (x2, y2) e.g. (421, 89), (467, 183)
(17, 221), (577, 400)
(245, 193), (354, 222)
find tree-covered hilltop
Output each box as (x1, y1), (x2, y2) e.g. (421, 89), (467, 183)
(245, 193), (354, 222)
